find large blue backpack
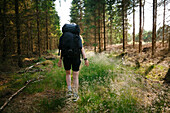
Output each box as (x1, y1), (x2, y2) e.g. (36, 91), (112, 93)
(58, 24), (82, 58)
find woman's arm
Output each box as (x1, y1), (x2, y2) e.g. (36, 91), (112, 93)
(81, 47), (89, 67)
(58, 55), (62, 67)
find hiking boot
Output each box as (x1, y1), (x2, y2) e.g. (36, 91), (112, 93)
(73, 93), (79, 102)
(66, 90), (73, 97)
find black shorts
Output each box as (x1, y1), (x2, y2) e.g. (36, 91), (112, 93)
(63, 57), (81, 71)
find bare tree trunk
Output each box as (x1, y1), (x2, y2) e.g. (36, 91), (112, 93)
(23, 1), (29, 56)
(110, 20), (113, 45)
(162, 0), (165, 47)
(15, 0), (22, 67)
(36, 0), (41, 57)
(133, 0), (135, 48)
(143, 0), (145, 36)
(98, 1), (101, 53)
(94, 12), (97, 52)
(109, 7), (113, 45)
(122, 0), (125, 52)
(28, 22), (32, 56)
(45, 0), (49, 51)
(139, 0), (142, 53)
(50, 38), (52, 50)
(100, 14), (103, 51)
(168, 26), (170, 51)
(26, 22), (30, 56)
(2, 0), (6, 62)
(152, 0), (157, 56)
(103, 2), (106, 51)
(79, 0), (83, 30)
(124, 8), (128, 47)
(30, 22), (33, 55)
(125, 11), (128, 45)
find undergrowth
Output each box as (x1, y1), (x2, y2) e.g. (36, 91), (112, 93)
(76, 53), (142, 113)
(1, 52), (169, 113)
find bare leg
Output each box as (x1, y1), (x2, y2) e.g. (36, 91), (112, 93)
(66, 70), (71, 90)
(73, 71), (79, 93)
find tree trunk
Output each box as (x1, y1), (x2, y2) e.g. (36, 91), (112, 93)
(15, 0), (22, 67)
(162, 0), (165, 47)
(46, 0), (49, 51)
(122, 0), (125, 52)
(79, 0), (83, 30)
(23, 1), (30, 56)
(168, 26), (170, 51)
(26, 22), (30, 56)
(133, 0), (135, 48)
(103, 3), (106, 51)
(50, 38), (52, 50)
(98, 1), (101, 52)
(94, 12), (97, 52)
(2, 0), (6, 62)
(36, 0), (41, 57)
(30, 22), (33, 55)
(109, 5), (112, 45)
(125, 11), (128, 45)
(152, 0), (157, 56)
(143, 0), (145, 37)
(139, 0), (142, 53)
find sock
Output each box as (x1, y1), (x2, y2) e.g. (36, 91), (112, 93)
(68, 86), (72, 91)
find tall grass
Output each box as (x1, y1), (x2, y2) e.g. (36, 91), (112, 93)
(76, 53), (142, 113)
(30, 53), (143, 112)
(3, 52), (164, 113)
(25, 59), (66, 94)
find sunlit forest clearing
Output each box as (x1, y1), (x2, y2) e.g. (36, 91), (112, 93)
(0, 0), (170, 112)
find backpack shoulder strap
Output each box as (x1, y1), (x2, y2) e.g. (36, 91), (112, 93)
(58, 34), (64, 56)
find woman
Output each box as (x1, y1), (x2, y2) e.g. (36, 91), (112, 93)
(58, 26), (89, 102)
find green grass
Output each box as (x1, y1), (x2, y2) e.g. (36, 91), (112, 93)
(6, 53), (141, 112)
(1, 52), (168, 113)
(39, 97), (66, 113)
(76, 54), (142, 113)
(24, 59), (66, 94)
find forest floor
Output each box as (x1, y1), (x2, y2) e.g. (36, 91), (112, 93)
(107, 42), (170, 83)
(0, 42), (169, 113)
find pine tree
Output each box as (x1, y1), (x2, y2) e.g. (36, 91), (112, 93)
(133, 0), (136, 48)
(15, 0), (22, 67)
(162, 0), (166, 47)
(152, 0), (157, 56)
(1, 0), (7, 62)
(0, 0), (61, 67)
(139, 0), (142, 53)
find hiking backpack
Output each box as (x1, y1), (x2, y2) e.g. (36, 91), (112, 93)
(58, 24), (82, 58)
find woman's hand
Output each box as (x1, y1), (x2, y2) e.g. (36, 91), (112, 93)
(58, 59), (62, 67)
(85, 60), (89, 67)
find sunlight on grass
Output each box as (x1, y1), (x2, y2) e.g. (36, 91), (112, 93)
(136, 63), (169, 81)
(76, 53), (142, 112)
(1, 51), (167, 113)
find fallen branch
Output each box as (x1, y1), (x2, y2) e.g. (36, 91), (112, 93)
(17, 62), (42, 74)
(26, 68), (44, 73)
(0, 76), (44, 112)
(44, 56), (56, 60)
